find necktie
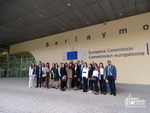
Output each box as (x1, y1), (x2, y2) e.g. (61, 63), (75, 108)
(108, 66), (111, 75)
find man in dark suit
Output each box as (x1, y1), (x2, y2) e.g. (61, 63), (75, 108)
(79, 60), (84, 90)
(105, 60), (117, 96)
(91, 61), (95, 70)
(77, 60), (80, 87)
(36, 61), (42, 88)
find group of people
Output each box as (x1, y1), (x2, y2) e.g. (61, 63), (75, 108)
(29, 60), (117, 96)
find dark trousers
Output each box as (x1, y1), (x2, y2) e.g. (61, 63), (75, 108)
(36, 75), (41, 87)
(64, 79), (67, 87)
(74, 77), (78, 87)
(72, 78), (74, 88)
(83, 77), (88, 91)
(45, 72), (49, 88)
(93, 78), (98, 92)
(61, 80), (66, 89)
(79, 77), (83, 89)
(99, 75), (107, 92)
(89, 79), (93, 90)
(108, 76), (116, 94)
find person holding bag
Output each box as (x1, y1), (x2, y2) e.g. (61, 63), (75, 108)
(51, 63), (55, 88)
(88, 64), (93, 93)
(45, 62), (50, 88)
(82, 62), (89, 92)
(73, 63), (80, 90)
(66, 62), (73, 90)
(92, 64), (99, 95)
(58, 63), (62, 89)
(53, 63), (59, 89)
(41, 63), (46, 88)
(60, 63), (67, 91)
(36, 61), (42, 88)
(99, 62), (107, 95)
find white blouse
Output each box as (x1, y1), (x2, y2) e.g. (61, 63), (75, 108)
(42, 67), (46, 74)
(93, 70), (99, 77)
(100, 68), (104, 75)
(29, 66), (34, 76)
(82, 67), (89, 78)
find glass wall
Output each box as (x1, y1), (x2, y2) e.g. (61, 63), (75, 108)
(0, 45), (9, 77)
(0, 44), (36, 77)
(8, 52), (36, 77)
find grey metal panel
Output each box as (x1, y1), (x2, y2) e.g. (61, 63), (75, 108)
(123, 0), (136, 7)
(89, 3), (107, 22)
(84, 0), (97, 5)
(109, 0), (124, 10)
(125, 7), (136, 16)
(88, 16), (100, 24)
(115, 9), (125, 18)
(59, 0), (77, 11)
(58, 15), (79, 28)
(80, 6), (99, 24)
(16, 0), (39, 12)
(65, 12), (85, 27)
(72, 9), (88, 22)
(105, 11), (116, 20)
(52, 1), (70, 14)
(34, 0), (49, 6)
(0, 7), (20, 21)
(136, 0), (147, 14)
(80, 6), (95, 17)
(148, 0), (150, 11)
(45, 4), (62, 16)
(71, 0), (87, 8)
(52, 17), (72, 30)
(99, 0), (113, 12)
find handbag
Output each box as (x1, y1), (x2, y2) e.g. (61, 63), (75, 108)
(92, 76), (97, 81)
(62, 76), (66, 81)
(42, 74), (46, 77)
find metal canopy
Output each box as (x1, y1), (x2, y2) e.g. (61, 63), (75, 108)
(0, 0), (150, 45)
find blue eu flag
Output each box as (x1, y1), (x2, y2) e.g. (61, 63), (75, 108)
(67, 51), (78, 60)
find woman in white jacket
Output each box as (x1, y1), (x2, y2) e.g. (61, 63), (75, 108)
(82, 62), (89, 92)
(29, 62), (36, 88)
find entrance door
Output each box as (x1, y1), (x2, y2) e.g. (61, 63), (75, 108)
(9, 52), (36, 77)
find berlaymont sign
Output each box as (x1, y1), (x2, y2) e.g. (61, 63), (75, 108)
(45, 24), (149, 47)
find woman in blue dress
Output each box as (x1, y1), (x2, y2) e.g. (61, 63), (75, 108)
(53, 63), (59, 89)
(41, 63), (46, 88)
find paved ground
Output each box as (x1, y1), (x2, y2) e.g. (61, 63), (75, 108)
(0, 77), (150, 113)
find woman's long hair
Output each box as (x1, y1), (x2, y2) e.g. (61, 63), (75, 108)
(31, 62), (35, 69)
(84, 62), (88, 68)
(42, 63), (45, 67)
(69, 62), (73, 69)
(55, 63), (58, 68)
(89, 63), (92, 69)
(46, 62), (50, 68)
(99, 62), (104, 68)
